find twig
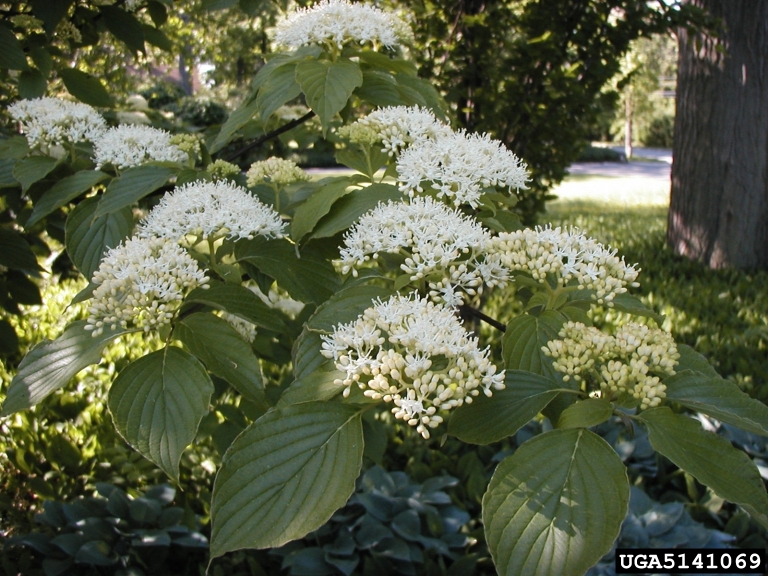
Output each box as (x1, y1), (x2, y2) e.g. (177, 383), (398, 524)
(224, 110), (316, 162)
(460, 304), (506, 332)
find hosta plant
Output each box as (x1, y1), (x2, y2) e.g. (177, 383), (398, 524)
(2, 1), (768, 575)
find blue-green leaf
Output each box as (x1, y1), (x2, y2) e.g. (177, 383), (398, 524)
(108, 347), (214, 481)
(483, 429), (629, 576)
(210, 402), (363, 557)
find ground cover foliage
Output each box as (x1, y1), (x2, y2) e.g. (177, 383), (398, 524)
(0, 1), (767, 575)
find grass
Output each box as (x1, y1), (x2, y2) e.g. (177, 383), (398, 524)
(544, 175), (768, 400)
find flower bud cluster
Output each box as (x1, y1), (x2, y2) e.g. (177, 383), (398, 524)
(92, 125), (188, 169)
(320, 293), (505, 438)
(396, 129), (529, 208)
(169, 133), (200, 157)
(207, 159), (241, 181)
(8, 97), (107, 150)
(86, 237), (209, 336)
(337, 197), (506, 306)
(543, 321), (679, 409)
(246, 157), (311, 188)
(138, 180), (286, 243)
(338, 106), (450, 156)
(491, 225), (640, 304)
(273, 0), (413, 50)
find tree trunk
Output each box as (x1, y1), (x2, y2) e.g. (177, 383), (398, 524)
(667, 0), (768, 269)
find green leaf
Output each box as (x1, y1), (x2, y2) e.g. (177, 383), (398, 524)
(664, 370), (768, 437)
(108, 347), (213, 482)
(210, 98), (261, 154)
(94, 165), (174, 217)
(0, 159), (17, 189)
(100, 6), (145, 54)
(142, 24), (173, 52)
(293, 328), (326, 380)
(334, 145), (390, 178)
(640, 407), (768, 529)
(183, 283), (286, 332)
(65, 196), (133, 279)
(0, 136), (29, 160)
(502, 311), (565, 378)
(1, 321), (126, 416)
(175, 313), (268, 411)
(295, 58), (363, 130)
(146, 1), (168, 26)
(448, 370), (561, 444)
(307, 284), (394, 333)
(0, 24), (28, 70)
(356, 50), (417, 76)
(483, 428), (629, 576)
(0, 228), (41, 271)
(210, 402), (363, 557)
(12, 156), (57, 193)
(557, 398), (613, 429)
(675, 344), (719, 377)
(28, 0), (74, 35)
(291, 177), (355, 242)
(256, 63), (302, 122)
(355, 69), (404, 107)
(0, 318), (20, 355)
(277, 363), (346, 407)
(609, 293), (664, 324)
(29, 47), (53, 77)
(202, 0), (237, 9)
(235, 239), (340, 303)
(27, 170), (110, 227)
(309, 183), (403, 240)
(251, 46), (322, 93)
(19, 69), (47, 99)
(59, 68), (114, 108)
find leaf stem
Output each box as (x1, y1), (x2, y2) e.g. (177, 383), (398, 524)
(459, 304), (506, 332)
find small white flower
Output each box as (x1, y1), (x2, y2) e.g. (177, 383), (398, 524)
(86, 237), (209, 336)
(92, 125), (187, 169)
(246, 157), (311, 188)
(338, 106), (450, 156)
(396, 130), (529, 207)
(321, 293), (504, 438)
(273, 0), (413, 50)
(491, 225), (640, 304)
(337, 197), (504, 305)
(8, 97), (107, 150)
(138, 180), (286, 243)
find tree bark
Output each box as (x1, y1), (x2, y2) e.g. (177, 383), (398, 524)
(668, 0), (768, 269)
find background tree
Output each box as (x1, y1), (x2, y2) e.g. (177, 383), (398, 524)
(405, 0), (705, 221)
(668, 0), (768, 269)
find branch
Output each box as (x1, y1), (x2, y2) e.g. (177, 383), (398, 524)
(459, 304), (506, 332)
(224, 110), (316, 162)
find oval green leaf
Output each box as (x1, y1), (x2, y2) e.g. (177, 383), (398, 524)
(557, 398), (613, 429)
(448, 370), (561, 444)
(1, 321), (127, 416)
(210, 402), (363, 557)
(108, 347), (214, 482)
(175, 312), (268, 411)
(307, 284), (394, 333)
(640, 407), (768, 529)
(94, 165), (174, 217)
(65, 196), (134, 279)
(483, 428), (629, 576)
(27, 170), (110, 227)
(183, 282), (286, 332)
(296, 58), (363, 130)
(59, 68), (114, 108)
(12, 155), (57, 193)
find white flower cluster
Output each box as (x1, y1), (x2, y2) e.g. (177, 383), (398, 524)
(138, 180), (286, 243)
(491, 225), (640, 304)
(8, 97), (107, 150)
(92, 125), (188, 169)
(338, 106), (450, 156)
(543, 321), (679, 409)
(321, 293), (505, 438)
(396, 130), (529, 207)
(222, 312), (256, 343)
(86, 237), (209, 336)
(273, 0), (412, 50)
(246, 157), (310, 188)
(338, 197), (507, 306)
